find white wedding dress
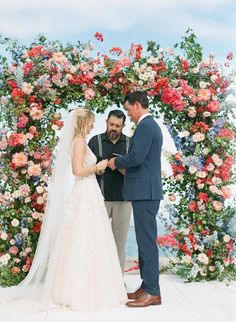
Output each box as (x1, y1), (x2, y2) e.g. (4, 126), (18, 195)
(44, 143), (127, 311)
(0, 143), (127, 317)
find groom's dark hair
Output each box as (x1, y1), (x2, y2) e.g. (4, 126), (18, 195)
(124, 91), (149, 109)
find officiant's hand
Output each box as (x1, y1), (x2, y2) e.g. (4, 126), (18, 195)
(108, 157), (116, 170)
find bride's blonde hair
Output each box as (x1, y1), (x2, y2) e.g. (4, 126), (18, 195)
(73, 107), (95, 140)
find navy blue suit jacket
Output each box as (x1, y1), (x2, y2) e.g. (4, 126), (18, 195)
(115, 116), (163, 201)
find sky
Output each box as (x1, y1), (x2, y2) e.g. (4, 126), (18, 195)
(1, 0), (235, 166)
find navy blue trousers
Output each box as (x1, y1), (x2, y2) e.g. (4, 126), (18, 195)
(132, 200), (161, 296)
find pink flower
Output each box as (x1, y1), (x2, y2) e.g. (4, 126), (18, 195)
(30, 104), (43, 120)
(27, 164), (42, 177)
(94, 32), (104, 42)
(212, 200), (223, 211)
(0, 137), (8, 150)
(226, 52), (233, 61)
(12, 152), (28, 167)
(19, 184), (30, 197)
(9, 246), (19, 255)
(84, 88), (95, 100)
(198, 88), (211, 101)
(207, 100), (220, 113)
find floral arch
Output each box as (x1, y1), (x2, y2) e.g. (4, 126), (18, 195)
(0, 30), (235, 286)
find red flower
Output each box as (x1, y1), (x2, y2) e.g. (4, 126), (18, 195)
(7, 80), (17, 90)
(191, 121), (209, 133)
(27, 45), (44, 58)
(23, 61), (34, 74)
(188, 201), (198, 212)
(180, 59), (189, 72)
(109, 47), (122, 56)
(94, 32), (104, 42)
(206, 100), (220, 113)
(217, 128), (234, 140)
(32, 221), (42, 233)
(226, 52), (233, 61)
(197, 192), (209, 204)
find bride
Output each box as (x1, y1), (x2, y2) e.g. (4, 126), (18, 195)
(0, 107), (127, 313)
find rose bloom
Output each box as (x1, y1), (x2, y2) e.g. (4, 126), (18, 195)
(203, 111), (211, 118)
(209, 185), (221, 194)
(192, 132), (205, 142)
(212, 200), (223, 211)
(0, 231), (8, 240)
(197, 183), (204, 189)
(189, 165), (197, 174)
(36, 196), (44, 205)
(207, 163), (215, 171)
(11, 266), (21, 274)
(223, 234), (231, 243)
(36, 186), (44, 193)
(197, 253), (209, 265)
(207, 100), (220, 113)
(27, 163), (41, 177)
(19, 184), (30, 197)
(30, 106), (43, 120)
(209, 265), (216, 272)
(11, 218), (20, 227)
(0, 137), (8, 150)
(187, 106), (197, 118)
(221, 186), (232, 199)
(84, 88), (95, 100)
(9, 246), (19, 255)
(212, 154), (223, 167)
(22, 82), (33, 95)
(182, 255), (192, 265)
(196, 170), (207, 178)
(212, 176), (222, 185)
(12, 152), (28, 167)
(198, 88), (211, 101)
(175, 174), (184, 181)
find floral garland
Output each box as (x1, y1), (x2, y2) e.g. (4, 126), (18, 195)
(0, 30), (235, 285)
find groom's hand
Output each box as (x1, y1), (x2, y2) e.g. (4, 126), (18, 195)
(108, 157), (116, 170)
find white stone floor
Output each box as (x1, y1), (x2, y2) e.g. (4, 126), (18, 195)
(3, 274), (236, 322)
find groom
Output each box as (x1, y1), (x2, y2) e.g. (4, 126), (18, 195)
(108, 91), (163, 308)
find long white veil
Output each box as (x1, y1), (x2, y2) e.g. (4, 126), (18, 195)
(0, 109), (76, 303)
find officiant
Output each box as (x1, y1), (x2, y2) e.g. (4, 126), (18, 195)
(88, 109), (131, 273)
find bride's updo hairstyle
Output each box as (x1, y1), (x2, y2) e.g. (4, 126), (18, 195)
(73, 107), (95, 140)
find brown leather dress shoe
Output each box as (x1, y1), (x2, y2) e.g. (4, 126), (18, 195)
(127, 287), (145, 300)
(126, 293), (162, 308)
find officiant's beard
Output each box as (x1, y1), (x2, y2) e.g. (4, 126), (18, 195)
(107, 130), (120, 141)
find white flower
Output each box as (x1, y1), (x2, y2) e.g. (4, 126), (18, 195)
(209, 265), (216, 272)
(182, 255), (192, 265)
(22, 228), (29, 236)
(212, 154), (223, 166)
(203, 148), (209, 155)
(0, 231), (8, 241)
(22, 82), (33, 95)
(147, 56), (159, 64)
(197, 253), (209, 265)
(199, 81), (207, 89)
(179, 130), (190, 138)
(10, 239), (15, 245)
(203, 111), (211, 118)
(36, 186), (44, 193)
(176, 174), (184, 181)
(223, 234), (231, 243)
(196, 171), (207, 178)
(210, 75), (218, 82)
(11, 218), (20, 227)
(207, 163), (215, 171)
(197, 184), (204, 189)
(189, 165), (197, 174)
(192, 132), (205, 143)
(212, 176), (222, 185)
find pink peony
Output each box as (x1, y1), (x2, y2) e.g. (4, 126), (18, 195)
(84, 88), (95, 100)
(9, 246), (19, 255)
(212, 200), (223, 211)
(27, 164), (42, 177)
(12, 152), (28, 167)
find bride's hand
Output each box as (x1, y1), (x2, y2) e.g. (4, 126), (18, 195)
(96, 159), (108, 172)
